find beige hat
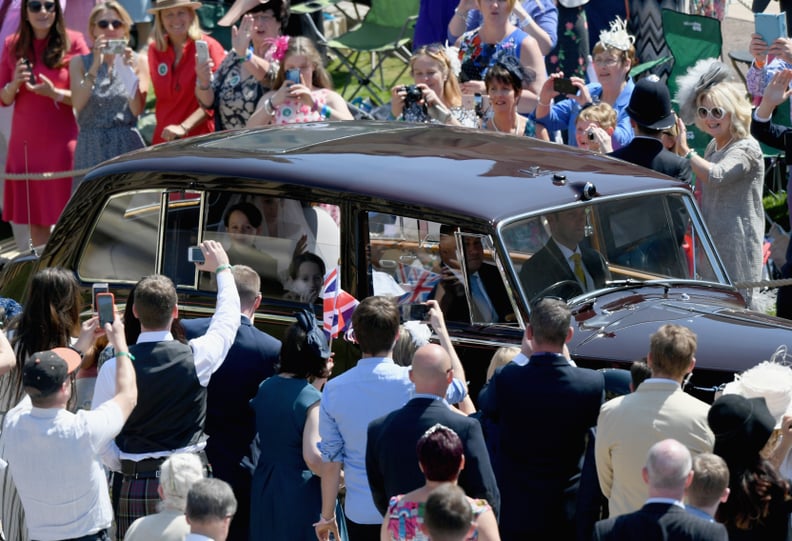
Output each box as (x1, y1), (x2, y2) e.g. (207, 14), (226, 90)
(148, 0), (202, 14)
(218, 0), (271, 26)
(722, 360), (792, 429)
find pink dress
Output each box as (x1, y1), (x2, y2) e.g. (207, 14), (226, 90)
(0, 30), (89, 226)
(385, 494), (491, 541)
(273, 87), (329, 125)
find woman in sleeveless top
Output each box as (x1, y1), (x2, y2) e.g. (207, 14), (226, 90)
(70, 1), (147, 191)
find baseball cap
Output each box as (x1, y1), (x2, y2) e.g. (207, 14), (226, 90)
(22, 347), (82, 396)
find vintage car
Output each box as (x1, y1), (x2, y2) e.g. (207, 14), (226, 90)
(1, 121), (790, 400)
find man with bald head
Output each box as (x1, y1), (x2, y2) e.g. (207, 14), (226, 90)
(593, 439), (727, 540)
(366, 343), (499, 517)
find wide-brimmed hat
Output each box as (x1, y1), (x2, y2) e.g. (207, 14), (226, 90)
(722, 360), (792, 428)
(709, 394), (775, 471)
(148, 0), (202, 14)
(626, 75), (676, 131)
(218, 0), (271, 26)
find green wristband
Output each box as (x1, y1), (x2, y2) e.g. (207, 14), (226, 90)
(215, 264), (233, 274)
(116, 351), (136, 361)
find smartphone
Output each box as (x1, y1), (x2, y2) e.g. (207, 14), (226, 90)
(188, 245), (205, 263)
(285, 68), (301, 85)
(92, 282), (109, 313)
(23, 59), (35, 85)
(553, 77), (577, 95)
(103, 39), (127, 55)
(96, 292), (115, 327)
(195, 40), (209, 65)
(409, 303), (430, 322)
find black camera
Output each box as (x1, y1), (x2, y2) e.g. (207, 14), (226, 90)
(403, 85), (423, 108)
(587, 131), (595, 141)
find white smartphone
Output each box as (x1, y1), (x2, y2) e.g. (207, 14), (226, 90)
(195, 40), (209, 64)
(92, 282), (109, 313)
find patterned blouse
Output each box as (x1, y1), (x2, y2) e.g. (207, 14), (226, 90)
(385, 494), (491, 541)
(211, 50), (268, 130)
(273, 88), (331, 125)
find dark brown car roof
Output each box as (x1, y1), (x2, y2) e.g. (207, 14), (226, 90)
(87, 121), (687, 225)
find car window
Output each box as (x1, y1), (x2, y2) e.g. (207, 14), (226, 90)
(77, 191), (161, 282)
(367, 214), (516, 325)
(198, 192), (340, 302)
(503, 193), (720, 304)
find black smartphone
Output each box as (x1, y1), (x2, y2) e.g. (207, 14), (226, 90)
(553, 78), (577, 95)
(92, 282), (109, 313)
(409, 303), (430, 321)
(286, 68), (301, 85)
(188, 245), (205, 263)
(96, 292), (115, 327)
(23, 59), (35, 85)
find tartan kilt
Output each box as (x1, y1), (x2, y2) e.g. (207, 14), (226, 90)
(115, 477), (161, 540)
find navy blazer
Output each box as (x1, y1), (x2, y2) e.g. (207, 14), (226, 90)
(366, 396), (500, 518)
(181, 315), (281, 472)
(609, 137), (692, 183)
(478, 353), (604, 539)
(594, 502), (728, 541)
(519, 239), (610, 302)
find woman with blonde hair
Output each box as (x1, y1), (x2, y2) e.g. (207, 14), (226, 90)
(70, 1), (147, 190)
(675, 58), (764, 308)
(391, 43), (475, 127)
(147, 0), (225, 143)
(247, 36), (352, 126)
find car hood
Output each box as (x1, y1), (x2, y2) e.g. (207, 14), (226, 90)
(568, 283), (792, 374)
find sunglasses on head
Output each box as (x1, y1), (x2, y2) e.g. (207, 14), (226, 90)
(97, 19), (124, 29)
(696, 106), (726, 120)
(28, 1), (55, 12)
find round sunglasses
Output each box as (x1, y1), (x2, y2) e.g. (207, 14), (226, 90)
(696, 106), (726, 120)
(97, 19), (124, 29)
(27, 1), (55, 12)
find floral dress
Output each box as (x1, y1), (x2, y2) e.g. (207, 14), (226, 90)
(457, 28), (528, 83)
(211, 50), (268, 130)
(273, 88), (330, 124)
(385, 494), (491, 541)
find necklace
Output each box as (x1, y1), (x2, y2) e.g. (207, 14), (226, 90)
(491, 115), (518, 135)
(714, 136), (734, 152)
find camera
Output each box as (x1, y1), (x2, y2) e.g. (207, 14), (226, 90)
(403, 85), (423, 108)
(103, 39), (127, 55)
(587, 131), (595, 141)
(402, 85), (427, 122)
(187, 245), (205, 263)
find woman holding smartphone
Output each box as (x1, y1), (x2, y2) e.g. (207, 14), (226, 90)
(147, 0), (224, 143)
(247, 36), (351, 126)
(0, 0), (89, 249)
(70, 1), (147, 191)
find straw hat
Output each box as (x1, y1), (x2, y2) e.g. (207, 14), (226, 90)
(218, 0), (271, 26)
(722, 360), (792, 428)
(148, 0), (202, 14)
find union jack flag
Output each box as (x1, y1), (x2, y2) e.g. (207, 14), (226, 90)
(396, 263), (442, 304)
(322, 267), (359, 340)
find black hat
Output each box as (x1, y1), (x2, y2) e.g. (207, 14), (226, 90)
(626, 75), (676, 130)
(22, 348), (82, 396)
(708, 394), (775, 471)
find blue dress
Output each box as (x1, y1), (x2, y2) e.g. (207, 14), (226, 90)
(74, 54), (145, 187)
(250, 376), (348, 541)
(458, 27), (528, 83)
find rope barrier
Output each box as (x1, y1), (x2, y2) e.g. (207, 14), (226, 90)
(734, 277), (792, 289)
(1, 168), (91, 181)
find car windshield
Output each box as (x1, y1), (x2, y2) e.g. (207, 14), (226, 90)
(501, 192), (726, 304)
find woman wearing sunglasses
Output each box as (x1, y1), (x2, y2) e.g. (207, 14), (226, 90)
(676, 58), (764, 309)
(0, 0), (89, 249)
(69, 1), (148, 191)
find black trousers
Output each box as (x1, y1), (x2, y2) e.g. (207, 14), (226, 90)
(346, 520), (380, 541)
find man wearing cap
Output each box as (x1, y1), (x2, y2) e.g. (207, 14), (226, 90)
(92, 240), (240, 539)
(595, 324), (714, 518)
(609, 76), (692, 183)
(0, 318), (137, 541)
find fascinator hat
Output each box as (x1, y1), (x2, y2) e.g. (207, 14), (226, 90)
(295, 308), (331, 359)
(598, 17), (635, 52)
(674, 58), (733, 124)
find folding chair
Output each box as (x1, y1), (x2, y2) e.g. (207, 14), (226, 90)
(661, 9), (723, 155)
(325, 0), (420, 104)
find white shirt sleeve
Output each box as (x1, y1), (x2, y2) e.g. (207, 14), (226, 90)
(190, 270), (241, 386)
(91, 358), (117, 410)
